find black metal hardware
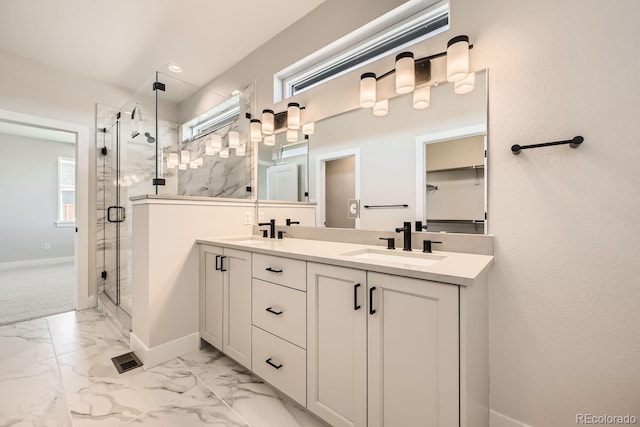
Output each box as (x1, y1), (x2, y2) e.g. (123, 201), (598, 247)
(101, 147), (108, 156)
(379, 237), (395, 250)
(75, 227), (78, 233)
(286, 218), (300, 226)
(246, 186), (252, 192)
(215, 255), (221, 271)
(265, 358), (283, 369)
(101, 271), (107, 280)
(261, 229), (269, 238)
(153, 82), (166, 91)
(395, 221), (412, 251)
(265, 307), (283, 316)
(220, 256), (227, 272)
(245, 112), (252, 119)
(304, 191), (309, 197)
(116, 112), (121, 120)
(511, 136), (583, 155)
(369, 287), (376, 315)
(258, 219), (276, 238)
(415, 221), (428, 231)
(354, 283), (361, 310)
(107, 206), (125, 223)
(364, 204), (408, 209)
(423, 240), (442, 254)
(277, 230), (286, 240)
(265, 267), (283, 273)
(152, 178), (166, 186)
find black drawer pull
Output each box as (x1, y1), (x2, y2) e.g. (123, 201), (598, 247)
(369, 287), (377, 315)
(265, 267), (283, 273)
(354, 283), (361, 310)
(265, 358), (283, 369)
(220, 256), (227, 272)
(265, 307), (283, 316)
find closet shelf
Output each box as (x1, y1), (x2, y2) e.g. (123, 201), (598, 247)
(426, 164), (484, 173)
(426, 219), (485, 224)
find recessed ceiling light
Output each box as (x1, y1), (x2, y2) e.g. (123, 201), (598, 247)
(166, 63), (183, 73)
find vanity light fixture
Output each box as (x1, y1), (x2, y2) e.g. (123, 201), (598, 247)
(219, 148), (229, 159)
(395, 52), (415, 94)
(178, 163), (187, 170)
(250, 119), (262, 142)
(180, 150), (190, 164)
(236, 144), (246, 156)
(261, 109), (275, 135)
(454, 72), (475, 94)
(287, 128), (299, 142)
(167, 152), (179, 168)
(373, 99), (389, 116)
(194, 157), (203, 167)
(228, 131), (240, 149)
(446, 35), (470, 82)
(302, 122), (315, 135)
(287, 103), (301, 129)
(206, 135), (222, 155)
(189, 161), (198, 169)
(263, 135), (275, 146)
(360, 73), (377, 108)
(413, 85), (431, 109)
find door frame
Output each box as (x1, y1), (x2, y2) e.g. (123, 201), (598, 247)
(0, 109), (92, 310)
(315, 148), (361, 229)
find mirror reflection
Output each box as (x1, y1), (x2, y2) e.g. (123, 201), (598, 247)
(257, 131), (309, 202)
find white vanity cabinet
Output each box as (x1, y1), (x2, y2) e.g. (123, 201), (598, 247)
(198, 245), (252, 369)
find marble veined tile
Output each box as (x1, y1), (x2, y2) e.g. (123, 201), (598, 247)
(57, 342), (198, 427)
(0, 356), (72, 426)
(46, 308), (127, 356)
(0, 318), (55, 373)
(178, 344), (239, 386)
(127, 381), (248, 426)
(207, 368), (329, 427)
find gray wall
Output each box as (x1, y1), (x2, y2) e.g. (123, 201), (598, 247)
(0, 132), (75, 262)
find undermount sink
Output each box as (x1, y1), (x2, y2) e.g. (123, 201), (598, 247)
(341, 248), (445, 268)
(224, 236), (271, 245)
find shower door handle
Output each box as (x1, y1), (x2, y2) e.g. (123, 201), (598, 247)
(107, 206), (126, 223)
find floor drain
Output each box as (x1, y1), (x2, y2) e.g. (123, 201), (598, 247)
(111, 352), (143, 374)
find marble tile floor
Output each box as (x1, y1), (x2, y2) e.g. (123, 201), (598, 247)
(0, 308), (329, 427)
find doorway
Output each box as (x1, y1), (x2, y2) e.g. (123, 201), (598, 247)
(316, 149), (360, 229)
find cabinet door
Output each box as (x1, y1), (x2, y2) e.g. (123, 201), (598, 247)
(367, 272), (459, 427)
(222, 248), (252, 369)
(307, 263), (367, 427)
(199, 246), (224, 349)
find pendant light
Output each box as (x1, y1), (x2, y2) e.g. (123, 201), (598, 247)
(250, 119), (262, 142)
(180, 150), (190, 164)
(302, 122), (315, 135)
(373, 99), (389, 117)
(447, 35), (470, 82)
(287, 103), (301, 129)
(395, 52), (415, 94)
(228, 131), (240, 148)
(264, 135), (275, 146)
(287, 128), (299, 142)
(261, 109), (274, 135)
(413, 85), (431, 109)
(360, 73), (377, 108)
(454, 72), (475, 94)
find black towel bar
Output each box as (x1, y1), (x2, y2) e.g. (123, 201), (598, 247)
(511, 136), (583, 154)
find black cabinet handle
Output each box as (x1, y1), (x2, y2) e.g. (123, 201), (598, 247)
(265, 307), (283, 316)
(354, 283), (361, 310)
(369, 287), (376, 315)
(265, 358), (282, 369)
(215, 255), (221, 271)
(220, 256), (227, 272)
(265, 267), (283, 273)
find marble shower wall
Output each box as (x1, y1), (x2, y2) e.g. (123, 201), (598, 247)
(177, 83), (255, 199)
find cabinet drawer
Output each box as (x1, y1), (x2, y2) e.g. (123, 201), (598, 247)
(252, 253), (306, 291)
(252, 326), (306, 407)
(252, 279), (306, 348)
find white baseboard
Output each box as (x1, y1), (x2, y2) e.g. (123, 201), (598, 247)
(130, 332), (200, 369)
(0, 256), (74, 271)
(490, 410), (532, 427)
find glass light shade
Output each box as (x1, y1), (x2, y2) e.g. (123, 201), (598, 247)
(360, 72), (376, 108)
(250, 119), (262, 142)
(180, 150), (190, 164)
(454, 72), (475, 94)
(167, 152), (179, 168)
(373, 99), (389, 117)
(228, 131), (240, 148)
(178, 163), (187, 170)
(189, 161), (198, 169)
(287, 103), (300, 129)
(395, 52), (415, 94)
(447, 35), (470, 82)
(413, 85), (431, 109)
(263, 135), (275, 146)
(287, 129), (299, 142)
(236, 144), (246, 156)
(205, 135), (221, 155)
(194, 157), (203, 166)
(219, 148), (229, 159)
(261, 109), (274, 135)
(302, 122), (315, 135)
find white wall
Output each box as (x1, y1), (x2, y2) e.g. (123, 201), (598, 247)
(0, 133), (75, 262)
(194, 0), (640, 425)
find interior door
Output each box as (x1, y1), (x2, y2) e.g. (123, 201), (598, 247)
(325, 156), (355, 228)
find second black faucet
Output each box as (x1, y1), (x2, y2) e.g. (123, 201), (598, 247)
(395, 221), (413, 251)
(258, 219), (276, 238)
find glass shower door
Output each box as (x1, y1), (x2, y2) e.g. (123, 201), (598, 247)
(103, 117), (121, 306)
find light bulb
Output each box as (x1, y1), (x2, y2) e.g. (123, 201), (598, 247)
(219, 149), (229, 159)
(373, 99), (389, 117)
(287, 103), (300, 129)
(287, 129), (299, 142)
(263, 135), (275, 146)
(454, 72), (475, 94)
(178, 164), (187, 170)
(250, 119), (262, 142)
(360, 73), (376, 108)
(395, 52), (415, 94)
(228, 131), (240, 148)
(180, 150), (190, 164)
(261, 109), (274, 135)
(302, 122), (315, 135)
(236, 144), (246, 156)
(413, 85), (431, 109)
(447, 35), (470, 82)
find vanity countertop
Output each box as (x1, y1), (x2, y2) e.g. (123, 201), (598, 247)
(197, 236), (493, 286)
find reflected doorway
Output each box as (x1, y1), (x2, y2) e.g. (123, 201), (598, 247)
(324, 156), (356, 229)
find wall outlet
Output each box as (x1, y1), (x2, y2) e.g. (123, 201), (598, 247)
(258, 211), (265, 222)
(44, 243), (51, 250)
(244, 211), (252, 225)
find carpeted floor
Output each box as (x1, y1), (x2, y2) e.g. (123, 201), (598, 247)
(0, 260), (74, 325)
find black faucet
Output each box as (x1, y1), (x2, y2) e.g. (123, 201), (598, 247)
(286, 218), (300, 226)
(415, 221), (428, 232)
(258, 219), (276, 238)
(423, 240), (442, 253)
(395, 221), (412, 251)
(379, 237), (395, 250)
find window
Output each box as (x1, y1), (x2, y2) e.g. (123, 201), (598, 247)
(274, 0), (449, 101)
(58, 157), (75, 225)
(181, 94), (240, 142)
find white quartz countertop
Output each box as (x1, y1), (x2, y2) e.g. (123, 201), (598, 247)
(197, 236), (494, 286)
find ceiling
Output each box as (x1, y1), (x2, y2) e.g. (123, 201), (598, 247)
(0, 0), (325, 92)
